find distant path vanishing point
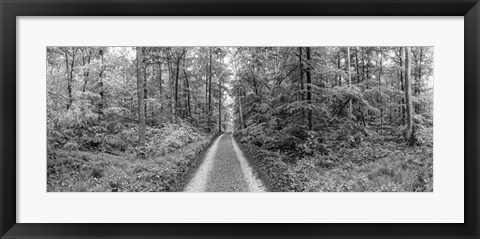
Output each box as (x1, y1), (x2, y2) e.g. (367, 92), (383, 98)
(184, 132), (265, 192)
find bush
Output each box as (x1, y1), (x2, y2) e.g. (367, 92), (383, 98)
(235, 123), (271, 147)
(413, 124), (433, 147)
(237, 142), (308, 192)
(263, 133), (299, 152)
(47, 134), (214, 192)
(144, 122), (203, 158)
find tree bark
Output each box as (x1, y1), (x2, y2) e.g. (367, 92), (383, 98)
(167, 50), (175, 123)
(82, 48), (92, 92)
(337, 51), (342, 86)
(416, 48), (423, 113)
(378, 48), (384, 126)
(298, 47), (305, 121)
(238, 87), (244, 129)
(204, 50), (208, 114)
(365, 50), (370, 89)
(219, 77), (222, 133)
(347, 47), (352, 116)
(298, 47), (304, 102)
(399, 47), (405, 125)
(98, 49), (105, 113)
(136, 47), (146, 147)
(306, 47), (313, 130)
(208, 48), (213, 115)
(355, 47), (360, 84)
(158, 62), (163, 115)
(143, 55), (148, 120)
(404, 47), (414, 146)
(175, 54), (181, 120)
(183, 69), (191, 117)
(361, 48), (366, 82)
(65, 48), (76, 110)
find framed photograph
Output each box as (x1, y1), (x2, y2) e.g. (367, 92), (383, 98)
(1, 0), (479, 238)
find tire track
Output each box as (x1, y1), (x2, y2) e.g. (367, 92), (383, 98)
(184, 133), (224, 192)
(184, 133), (265, 192)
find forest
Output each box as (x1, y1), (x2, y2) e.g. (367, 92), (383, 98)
(47, 46), (433, 192)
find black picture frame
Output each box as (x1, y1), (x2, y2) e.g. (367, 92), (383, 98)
(1, 0), (478, 238)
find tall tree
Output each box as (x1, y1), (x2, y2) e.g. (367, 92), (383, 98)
(98, 49), (106, 113)
(299, 47), (305, 121)
(337, 51), (342, 86)
(355, 47), (361, 84)
(167, 49), (175, 123)
(398, 47), (406, 124)
(238, 87), (244, 129)
(157, 61), (163, 115)
(64, 47), (77, 110)
(173, 48), (187, 119)
(81, 48), (92, 92)
(306, 47), (313, 130)
(204, 49), (208, 114)
(404, 47), (414, 146)
(378, 48), (384, 126)
(347, 47), (352, 116)
(143, 50), (148, 119)
(208, 48), (213, 115)
(136, 47), (146, 147)
(184, 68), (191, 118)
(219, 77), (222, 133)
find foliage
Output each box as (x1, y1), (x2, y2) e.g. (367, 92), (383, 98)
(236, 140), (308, 192)
(235, 124), (433, 192)
(47, 134), (213, 192)
(296, 144), (433, 192)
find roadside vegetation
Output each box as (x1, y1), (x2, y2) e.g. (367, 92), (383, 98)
(232, 47), (433, 192)
(48, 120), (213, 192)
(235, 123), (432, 192)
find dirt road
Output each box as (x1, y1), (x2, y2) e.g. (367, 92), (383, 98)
(184, 133), (265, 192)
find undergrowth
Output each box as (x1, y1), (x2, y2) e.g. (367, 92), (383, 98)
(235, 122), (433, 192)
(47, 122), (212, 192)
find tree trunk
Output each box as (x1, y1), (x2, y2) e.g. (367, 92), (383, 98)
(158, 62), (163, 115)
(82, 48), (92, 92)
(252, 68), (258, 96)
(167, 50), (175, 123)
(378, 48), (383, 126)
(219, 78), (222, 133)
(298, 47), (305, 121)
(208, 49), (213, 115)
(98, 49), (105, 113)
(299, 47), (304, 101)
(143, 57), (148, 120)
(365, 51), (370, 89)
(361, 48), (366, 82)
(416, 48), (423, 114)
(64, 49), (72, 110)
(306, 47), (313, 130)
(136, 47), (146, 147)
(238, 87), (244, 129)
(337, 51), (342, 86)
(204, 52), (208, 114)
(65, 48), (76, 110)
(183, 69), (191, 117)
(347, 47), (352, 116)
(404, 47), (414, 146)
(175, 55), (181, 120)
(355, 47), (360, 84)
(399, 47), (405, 125)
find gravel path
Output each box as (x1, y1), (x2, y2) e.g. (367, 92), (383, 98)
(184, 133), (265, 192)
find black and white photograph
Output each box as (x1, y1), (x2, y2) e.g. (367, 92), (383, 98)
(47, 46), (433, 192)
